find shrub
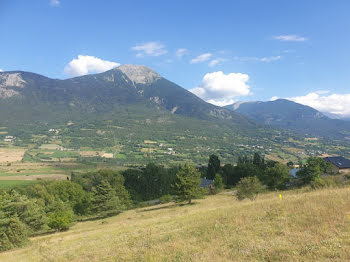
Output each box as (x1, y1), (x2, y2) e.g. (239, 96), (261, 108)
(159, 194), (173, 204)
(236, 176), (264, 201)
(310, 176), (343, 189)
(47, 201), (74, 231)
(213, 173), (224, 194)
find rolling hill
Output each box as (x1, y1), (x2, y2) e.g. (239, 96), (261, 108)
(225, 99), (350, 140)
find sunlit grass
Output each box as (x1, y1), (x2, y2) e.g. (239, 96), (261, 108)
(1, 187), (350, 261)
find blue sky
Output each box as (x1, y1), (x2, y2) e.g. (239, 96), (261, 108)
(1, 0), (350, 115)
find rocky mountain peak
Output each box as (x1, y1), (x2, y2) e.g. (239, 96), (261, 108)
(117, 64), (161, 84)
(0, 72), (27, 88)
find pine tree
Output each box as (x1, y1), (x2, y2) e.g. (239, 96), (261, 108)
(5, 214), (29, 248)
(0, 232), (13, 252)
(92, 180), (125, 217)
(173, 163), (201, 204)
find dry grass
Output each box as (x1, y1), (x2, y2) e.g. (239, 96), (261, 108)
(0, 148), (26, 162)
(1, 188), (350, 261)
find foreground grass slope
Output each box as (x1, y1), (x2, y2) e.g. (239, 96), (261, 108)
(1, 188), (350, 261)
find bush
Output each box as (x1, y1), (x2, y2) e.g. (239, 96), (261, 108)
(159, 194), (173, 204)
(47, 201), (74, 231)
(212, 174), (224, 194)
(236, 176), (264, 201)
(310, 176), (343, 189)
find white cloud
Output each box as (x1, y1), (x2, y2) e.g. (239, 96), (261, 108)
(274, 35), (307, 42)
(131, 42), (167, 57)
(260, 56), (281, 62)
(176, 48), (188, 57)
(0, 69), (3, 72)
(208, 60), (220, 67)
(234, 56), (282, 63)
(64, 55), (120, 77)
(190, 53), (212, 64)
(208, 58), (226, 67)
(288, 92), (350, 117)
(50, 0), (60, 6)
(270, 96), (279, 101)
(189, 71), (251, 106)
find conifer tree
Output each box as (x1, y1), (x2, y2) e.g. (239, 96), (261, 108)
(173, 163), (201, 204)
(6, 215), (29, 248)
(92, 180), (125, 217)
(0, 232), (12, 252)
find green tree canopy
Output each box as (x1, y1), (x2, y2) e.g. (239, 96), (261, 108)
(263, 163), (291, 190)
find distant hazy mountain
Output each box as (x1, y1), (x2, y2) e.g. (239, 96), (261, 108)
(224, 99), (350, 140)
(322, 112), (350, 121)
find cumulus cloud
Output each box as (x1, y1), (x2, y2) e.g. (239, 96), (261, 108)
(288, 92), (350, 117)
(274, 35), (307, 42)
(131, 42), (167, 57)
(50, 0), (60, 6)
(0, 69), (3, 72)
(234, 56), (282, 63)
(176, 48), (188, 58)
(64, 55), (120, 77)
(190, 53), (212, 64)
(270, 96), (279, 101)
(189, 71), (251, 106)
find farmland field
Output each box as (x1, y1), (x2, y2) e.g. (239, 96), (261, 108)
(0, 148), (26, 163)
(0, 180), (39, 190)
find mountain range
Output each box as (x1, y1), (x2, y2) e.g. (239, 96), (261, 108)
(0, 65), (349, 163)
(224, 99), (350, 140)
(0, 65), (251, 126)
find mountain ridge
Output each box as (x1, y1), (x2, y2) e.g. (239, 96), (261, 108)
(224, 99), (350, 140)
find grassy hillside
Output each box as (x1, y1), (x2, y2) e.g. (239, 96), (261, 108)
(1, 187), (350, 261)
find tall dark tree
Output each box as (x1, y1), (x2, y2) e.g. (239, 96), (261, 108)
(207, 154), (220, 180)
(253, 152), (265, 168)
